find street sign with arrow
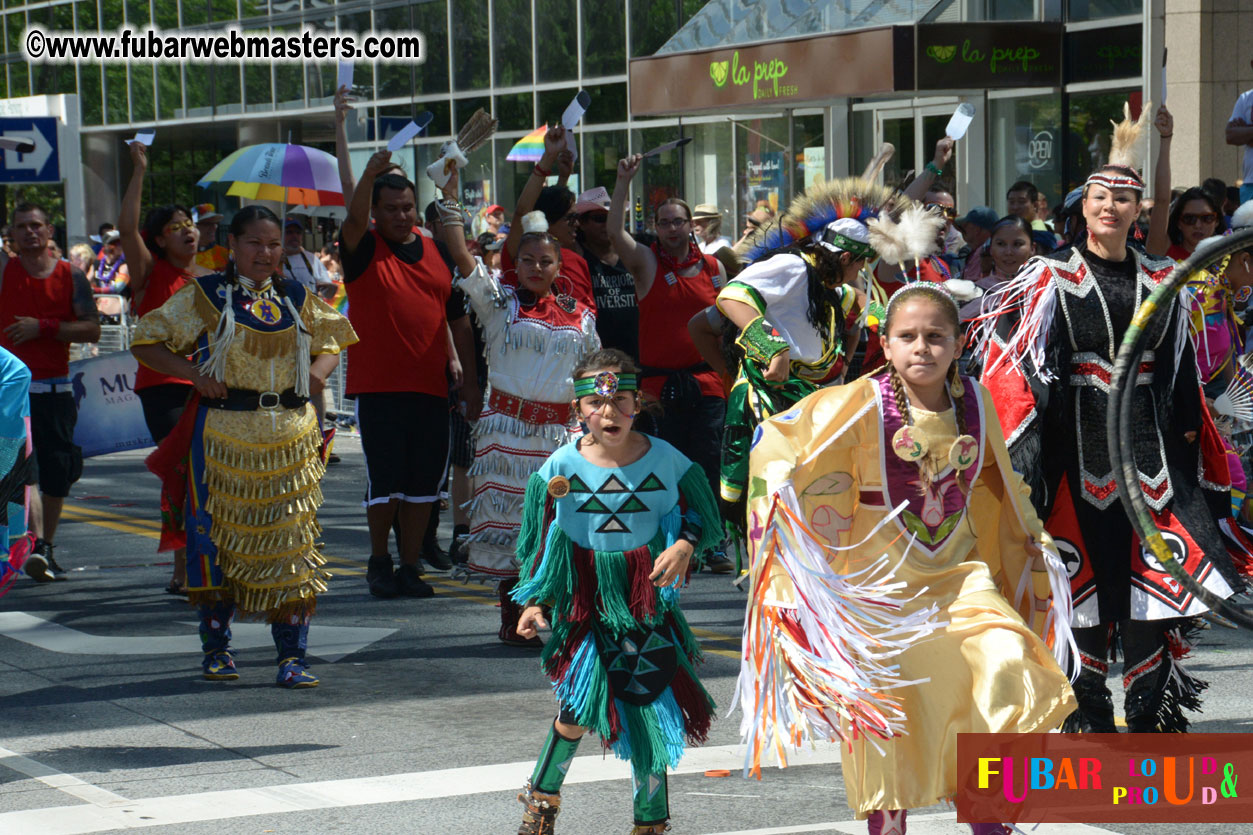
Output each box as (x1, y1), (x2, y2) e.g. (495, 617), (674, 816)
(0, 116), (60, 183)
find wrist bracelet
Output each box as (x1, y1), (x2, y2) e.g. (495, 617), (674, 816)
(534, 163), (551, 178)
(925, 161), (943, 177)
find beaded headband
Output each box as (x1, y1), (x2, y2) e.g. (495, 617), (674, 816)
(573, 370), (637, 398)
(818, 227), (876, 260)
(1084, 171), (1144, 194)
(887, 280), (957, 306)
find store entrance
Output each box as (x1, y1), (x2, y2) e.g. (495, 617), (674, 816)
(874, 105), (960, 198)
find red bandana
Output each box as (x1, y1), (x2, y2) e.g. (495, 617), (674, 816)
(652, 240), (703, 274)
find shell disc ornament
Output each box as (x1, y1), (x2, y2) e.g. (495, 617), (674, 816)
(891, 425), (927, 462)
(547, 475), (571, 499)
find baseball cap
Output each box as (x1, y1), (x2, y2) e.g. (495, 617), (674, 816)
(483, 204), (505, 216)
(692, 202), (721, 219)
(102, 229), (121, 244)
(193, 203), (223, 224)
(955, 206), (998, 232)
(284, 217), (304, 230)
(572, 187), (611, 215)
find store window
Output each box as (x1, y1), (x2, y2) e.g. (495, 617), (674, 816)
(244, 52), (273, 113)
(1064, 88), (1139, 192)
(988, 93), (1064, 216)
(581, 0), (624, 78)
(970, 0), (1036, 21)
(683, 121), (734, 237)
(538, 87), (582, 125)
(180, 0), (209, 27)
(186, 63), (213, 117)
(337, 12), (373, 100)
(157, 65), (183, 120)
(630, 0), (705, 59)
(585, 83), (627, 125)
(587, 130), (628, 196)
(414, 0), (450, 95)
(632, 126), (686, 226)
(80, 64), (103, 125)
(375, 5), (414, 100)
(536, 0), (578, 82)
(496, 92), (534, 133)
(1066, 0), (1142, 21)
(733, 116), (790, 221)
(493, 0), (532, 87)
(851, 109), (876, 182)
(451, 0), (490, 91)
(129, 67), (156, 122)
(215, 65), (243, 115)
(793, 113), (825, 192)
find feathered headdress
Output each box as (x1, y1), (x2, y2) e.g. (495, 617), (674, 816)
(1086, 102), (1151, 193)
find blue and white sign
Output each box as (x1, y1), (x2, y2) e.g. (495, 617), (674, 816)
(70, 352), (155, 458)
(0, 116), (59, 183)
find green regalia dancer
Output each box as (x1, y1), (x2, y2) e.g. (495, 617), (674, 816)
(511, 349), (721, 835)
(715, 178), (929, 534)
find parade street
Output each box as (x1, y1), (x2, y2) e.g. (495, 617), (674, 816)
(2, 438), (1252, 835)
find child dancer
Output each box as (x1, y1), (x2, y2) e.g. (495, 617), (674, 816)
(511, 349), (721, 835)
(738, 283), (1075, 835)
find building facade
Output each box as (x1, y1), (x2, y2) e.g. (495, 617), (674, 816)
(0, 0), (1249, 243)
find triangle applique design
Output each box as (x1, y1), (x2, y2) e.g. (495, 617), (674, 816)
(625, 677), (651, 695)
(633, 656), (659, 675)
(636, 473), (665, 492)
(557, 756), (575, 775)
(577, 495), (612, 514)
(640, 631), (672, 653)
(608, 652), (631, 672)
(596, 515), (630, 534)
(647, 773), (663, 800)
(599, 474), (630, 493)
(567, 474), (592, 493)
(621, 637), (639, 655)
(618, 495), (649, 513)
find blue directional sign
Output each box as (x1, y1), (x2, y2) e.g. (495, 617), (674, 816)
(0, 117), (60, 183)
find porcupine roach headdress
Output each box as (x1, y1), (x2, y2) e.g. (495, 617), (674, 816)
(1085, 101), (1152, 193)
(735, 177), (943, 330)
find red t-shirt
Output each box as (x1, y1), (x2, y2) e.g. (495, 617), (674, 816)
(343, 230), (453, 397)
(500, 246), (596, 315)
(134, 258), (192, 391)
(1166, 243), (1192, 262)
(0, 259), (79, 381)
(638, 253), (724, 400)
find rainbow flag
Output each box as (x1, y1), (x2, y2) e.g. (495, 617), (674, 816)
(328, 282), (348, 315)
(506, 126), (547, 162)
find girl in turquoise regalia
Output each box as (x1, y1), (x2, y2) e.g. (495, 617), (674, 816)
(510, 348), (722, 835)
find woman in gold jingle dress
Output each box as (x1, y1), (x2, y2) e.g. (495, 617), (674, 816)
(132, 205), (357, 689)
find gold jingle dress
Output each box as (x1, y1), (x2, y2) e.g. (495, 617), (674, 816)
(133, 274), (358, 620)
(736, 375), (1075, 817)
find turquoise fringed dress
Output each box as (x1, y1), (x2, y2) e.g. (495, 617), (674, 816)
(512, 435), (722, 775)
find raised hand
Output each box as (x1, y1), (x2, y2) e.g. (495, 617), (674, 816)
(363, 149), (393, 178)
(334, 84), (355, 125)
(617, 153), (643, 182)
(1155, 104), (1173, 138)
(129, 140), (148, 171)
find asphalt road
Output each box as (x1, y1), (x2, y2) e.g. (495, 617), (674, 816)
(2, 436), (1252, 835)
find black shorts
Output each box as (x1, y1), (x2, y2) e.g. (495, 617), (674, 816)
(137, 383), (192, 443)
(355, 392), (450, 506)
(29, 391), (83, 498)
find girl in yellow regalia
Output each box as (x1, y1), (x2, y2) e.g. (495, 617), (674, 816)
(737, 283), (1075, 835)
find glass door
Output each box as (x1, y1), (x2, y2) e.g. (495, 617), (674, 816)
(875, 107), (916, 189)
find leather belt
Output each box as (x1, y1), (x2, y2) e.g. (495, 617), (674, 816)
(201, 387), (308, 411)
(488, 389), (570, 425)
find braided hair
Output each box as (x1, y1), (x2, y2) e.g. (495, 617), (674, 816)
(880, 282), (970, 496)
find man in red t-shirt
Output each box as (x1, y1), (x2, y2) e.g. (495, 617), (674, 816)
(0, 202), (101, 581)
(340, 151), (474, 600)
(607, 155), (734, 573)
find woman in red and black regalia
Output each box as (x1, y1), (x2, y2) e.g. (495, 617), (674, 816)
(974, 104), (1253, 734)
(118, 140), (214, 595)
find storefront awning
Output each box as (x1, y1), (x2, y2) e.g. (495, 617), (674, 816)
(629, 26), (914, 117)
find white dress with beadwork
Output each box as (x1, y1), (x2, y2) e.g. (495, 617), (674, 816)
(457, 259), (599, 576)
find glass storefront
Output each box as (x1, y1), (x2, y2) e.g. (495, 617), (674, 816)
(988, 93), (1065, 212)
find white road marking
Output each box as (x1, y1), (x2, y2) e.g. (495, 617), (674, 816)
(0, 612), (395, 663)
(0, 746), (130, 809)
(0, 743), (841, 834)
(701, 814), (1118, 835)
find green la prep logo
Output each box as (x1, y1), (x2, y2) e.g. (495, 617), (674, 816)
(709, 50), (795, 100)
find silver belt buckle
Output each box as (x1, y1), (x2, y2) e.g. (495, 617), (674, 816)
(258, 390), (281, 410)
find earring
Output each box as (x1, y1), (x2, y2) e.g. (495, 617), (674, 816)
(949, 365), (964, 398)
(554, 274), (576, 313)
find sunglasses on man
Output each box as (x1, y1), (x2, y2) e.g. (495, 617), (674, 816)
(926, 203), (957, 220)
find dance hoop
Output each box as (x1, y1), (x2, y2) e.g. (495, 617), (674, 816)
(1108, 228), (1253, 630)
